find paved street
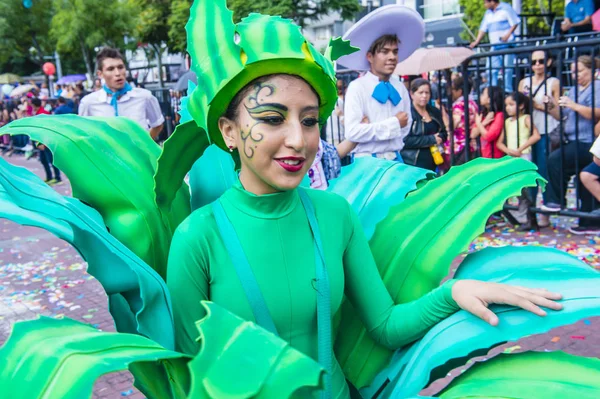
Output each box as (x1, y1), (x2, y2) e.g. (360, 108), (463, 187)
(1, 154), (599, 398)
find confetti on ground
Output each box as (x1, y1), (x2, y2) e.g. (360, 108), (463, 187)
(584, 319), (591, 325)
(551, 336), (561, 342)
(571, 335), (586, 340)
(121, 389), (134, 396)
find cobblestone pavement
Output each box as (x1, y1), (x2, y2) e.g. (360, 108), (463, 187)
(1, 155), (598, 398)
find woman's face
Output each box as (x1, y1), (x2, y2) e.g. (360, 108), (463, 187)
(410, 84), (431, 107)
(575, 62), (592, 86)
(219, 75), (320, 195)
(480, 87), (490, 107)
(531, 51), (548, 75)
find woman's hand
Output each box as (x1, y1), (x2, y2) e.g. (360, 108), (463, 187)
(452, 280), (563, 326)
(558, 96), (577, 110)
(435, 133), (443, 145)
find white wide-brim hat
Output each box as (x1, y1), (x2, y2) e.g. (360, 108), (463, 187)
(338, 5), (425, 71)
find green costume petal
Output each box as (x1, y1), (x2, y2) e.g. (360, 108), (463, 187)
(189, 145), (237, 211)
(0, 302), (323, 399)
(379, 246), (600, 398)
(439, 351), (600, 399)
(0, 115), (190, 278)
(153, 0), (338, 210)
(187, 302), (324, 398)
(0, 316), (189, 399)
(0, 156), (175, 349)
(334, 157), (544, 388)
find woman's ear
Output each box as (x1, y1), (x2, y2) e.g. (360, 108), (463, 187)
(218, 116), (238, 150)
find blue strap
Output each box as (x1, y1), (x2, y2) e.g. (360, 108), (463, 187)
(212, 190), (332, 399)
(298, 189), (332, 399)
(212, 199), (279, 335)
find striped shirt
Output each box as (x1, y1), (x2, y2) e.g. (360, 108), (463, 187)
(480, 2), (521, 48)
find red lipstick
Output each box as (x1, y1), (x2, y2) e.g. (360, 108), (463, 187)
(275, 157), (305, 173)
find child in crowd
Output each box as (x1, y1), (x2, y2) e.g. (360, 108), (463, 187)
(496, 92), (541, 231)
(474, 85), (505, 159)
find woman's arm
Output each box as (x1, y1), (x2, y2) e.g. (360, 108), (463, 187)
(166, 224), (211, 355)
(517, 115), (541, 153)
(342, 204), (459, 349)
(336, 140), (357, 158)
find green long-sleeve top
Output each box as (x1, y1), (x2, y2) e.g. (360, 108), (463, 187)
(166, 179), (460, 399)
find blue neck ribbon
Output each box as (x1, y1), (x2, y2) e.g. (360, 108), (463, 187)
(103, 83), (132, 116)
(372, 81), (401, 106)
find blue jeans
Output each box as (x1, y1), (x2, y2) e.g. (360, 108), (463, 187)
(488, 52), (515, 93)
(530, 135), (549, 203)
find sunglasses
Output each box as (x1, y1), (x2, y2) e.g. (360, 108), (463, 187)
(531, 59), (546, 65)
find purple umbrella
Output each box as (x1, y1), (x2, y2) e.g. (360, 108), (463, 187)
(56, 74), (87, 85)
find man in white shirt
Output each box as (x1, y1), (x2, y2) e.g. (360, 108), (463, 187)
(79, 47), (165, 139)
(470, 0), (521, 93)
(343, 34), (412, 161)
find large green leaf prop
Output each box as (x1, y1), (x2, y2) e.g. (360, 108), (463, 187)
(438, 351), (600, 399)
(0, 302), (324, 399)
(0, 316), (189, 399)
(0, 115), (191, 278)
(334, 157), (544, 388)
(374, 246), (600, 399)
(189, 145), (237, 211)
(327, 157), (434, 240)
(186, 303), (324, 398)
(0, 157), (175, 349)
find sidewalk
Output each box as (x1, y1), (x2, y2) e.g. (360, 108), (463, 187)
(0, 154), (598, 398)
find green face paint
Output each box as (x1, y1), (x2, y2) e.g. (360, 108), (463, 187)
(153, 0), (359, 210)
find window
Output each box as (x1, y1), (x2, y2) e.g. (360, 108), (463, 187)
(422, 0), (460, 20)
(315, 26), (333, 41)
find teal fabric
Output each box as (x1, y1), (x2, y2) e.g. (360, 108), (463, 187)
(0, 157), (175, 350)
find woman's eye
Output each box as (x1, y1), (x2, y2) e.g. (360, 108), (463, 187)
(258, 116), (284, 125)
(302, 118), (319, 127)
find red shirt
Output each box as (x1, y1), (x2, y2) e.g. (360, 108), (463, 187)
(480, 112), (505, 159)
(35, 107), (50, 115)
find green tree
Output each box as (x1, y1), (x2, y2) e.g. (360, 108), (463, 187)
(0, 0), (55, 75)
(50, 0), (134, 78)
(128, 0), (171, 87)
(460, 0), (564, 42)
(168, 0), (192, 54)
(167, 0), (361, 56)
(227, 0), (360, 27)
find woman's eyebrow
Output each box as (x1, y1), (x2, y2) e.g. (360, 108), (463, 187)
(254, 103), (288, 111)
(302, 105), (319, 113)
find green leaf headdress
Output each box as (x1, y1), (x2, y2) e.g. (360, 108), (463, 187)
(154, 0), (358, 209)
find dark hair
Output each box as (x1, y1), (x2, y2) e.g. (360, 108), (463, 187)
(223, 74), (320, 122)
(484, 85), (504, 114)
(96, 47), (126, 71)
(506, 91), (531, 115)
(368, 34), (399, 55)
(410, 78), (431, 94)
(31, 98), (42, 107)
(451, 75), (472, 94)
(58, 97), (66, 104)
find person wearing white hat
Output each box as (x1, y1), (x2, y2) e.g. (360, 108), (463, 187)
(339, 5), (424, 161)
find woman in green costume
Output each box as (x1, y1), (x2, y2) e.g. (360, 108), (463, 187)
(165, 5), (563, 398)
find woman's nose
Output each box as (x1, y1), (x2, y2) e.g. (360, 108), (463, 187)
(284, 123), (306, 151)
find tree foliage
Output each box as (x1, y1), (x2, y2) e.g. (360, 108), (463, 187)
(168, 0), (192, 54)
(50, 0), (134, 76)
(459, 0), (564, 42)
(167, 0), (361, 56)
(0, 0), (54, 70)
